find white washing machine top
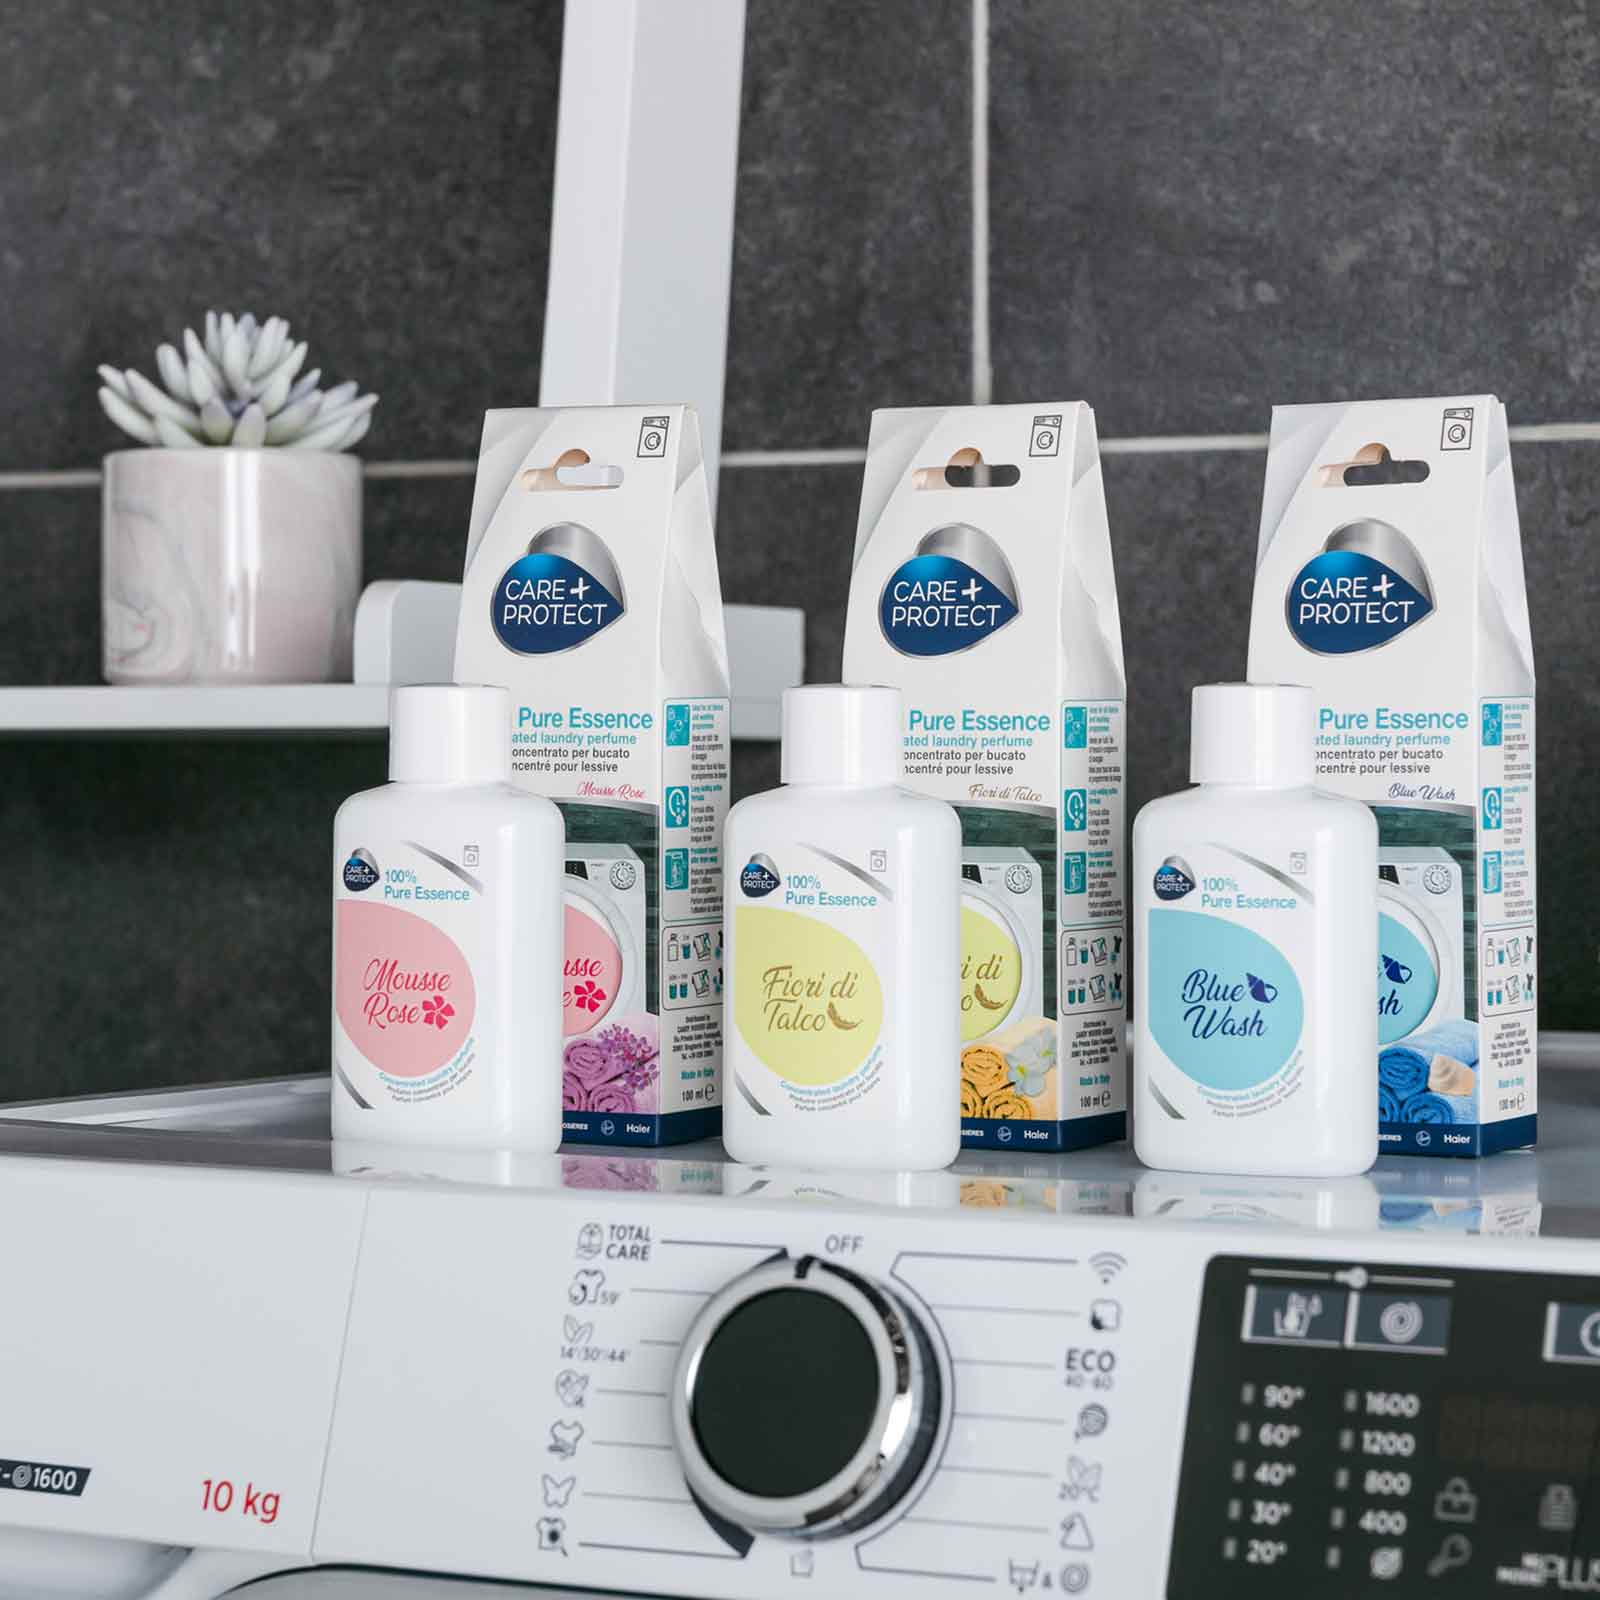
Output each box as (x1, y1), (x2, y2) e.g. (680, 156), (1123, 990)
(564, 844), (646, 1032)
(0, 1049), (1587, 1598)
(959, 847), (1045, 1041)
(1378, 846), (1466, 1043)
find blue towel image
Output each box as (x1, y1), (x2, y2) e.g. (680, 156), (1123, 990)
(1399, 1091), (1474, 1125)
(1378, 1019), (1478, 1125)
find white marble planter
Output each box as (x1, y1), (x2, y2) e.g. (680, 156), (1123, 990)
(102, 448), (362, 685)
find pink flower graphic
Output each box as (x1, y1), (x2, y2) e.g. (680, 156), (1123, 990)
(421, 994), (455, 1031)
(572, 979), (607, 1014)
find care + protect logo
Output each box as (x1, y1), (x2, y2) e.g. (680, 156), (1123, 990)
(879, 524), (1019, 657)
(740, 853), (781, 898)
(1286, 519), (1435, 655)
(493, 522), (626, 655)
(1153, 856), (1196, 901)
(343, 848), (379, 892)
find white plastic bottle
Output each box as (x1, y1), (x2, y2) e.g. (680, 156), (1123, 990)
(1133, 683), (1377, 1177)
(724, 684), (961, 1171)
(332, 684), (565, 1150)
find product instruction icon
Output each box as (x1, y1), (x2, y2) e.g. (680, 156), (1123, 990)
(637, 415), (670, 457)
(1440, 406), (1474, 450)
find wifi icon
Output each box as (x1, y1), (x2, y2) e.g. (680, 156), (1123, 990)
(1089, 1251), (1127, 1283)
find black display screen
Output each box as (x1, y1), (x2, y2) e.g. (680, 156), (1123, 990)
(1169, 1256), (1600, 1595)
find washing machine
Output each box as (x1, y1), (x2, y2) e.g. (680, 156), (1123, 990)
(959, 847), (1045, 1040)
(563, 844), (646, 1032)
(1377, 846), (1466, 1043)
(0, 1054), (1588, 1597)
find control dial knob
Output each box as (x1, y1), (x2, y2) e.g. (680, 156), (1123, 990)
(670, 1255), (942, 1538)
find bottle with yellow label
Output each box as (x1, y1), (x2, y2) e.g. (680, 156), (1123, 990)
(724, 684), (961, 1170)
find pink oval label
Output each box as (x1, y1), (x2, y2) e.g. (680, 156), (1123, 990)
(564, 896), (623, 1036)
(336, 901), (476, 1077)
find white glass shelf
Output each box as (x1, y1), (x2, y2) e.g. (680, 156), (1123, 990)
(0, 682), (784, 741)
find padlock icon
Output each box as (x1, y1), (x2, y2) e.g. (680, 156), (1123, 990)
(1434, 1477), (1478, 1524)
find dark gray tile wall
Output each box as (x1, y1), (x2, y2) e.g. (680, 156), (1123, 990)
(1, 0), (1596, 1101)
(0, 1), (563, 471)
(987, 0), (1600, 437)
(723, 1), (973, 451)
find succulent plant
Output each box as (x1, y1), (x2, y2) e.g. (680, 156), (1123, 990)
(97, 311), (377, 451)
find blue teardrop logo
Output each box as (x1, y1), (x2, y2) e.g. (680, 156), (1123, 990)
(1147, 910), (1305, 1090)
(879, 524), (1019, 657)
(492, 522), (626, 655)
(1286, 519), (1434, 654)
(740, 853), (781, 898)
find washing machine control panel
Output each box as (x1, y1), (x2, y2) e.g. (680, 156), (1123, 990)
(672, 1256), (943, 1539)
(316, 1190), (1167, 1595)
(1171, 1255), (1600, 1595)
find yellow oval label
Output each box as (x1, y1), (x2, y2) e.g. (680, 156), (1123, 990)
(960, 900), (1022, 1041)
(734, 906), (884, 1086)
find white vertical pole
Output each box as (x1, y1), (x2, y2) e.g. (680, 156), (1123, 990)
(539, 0), (747, 512)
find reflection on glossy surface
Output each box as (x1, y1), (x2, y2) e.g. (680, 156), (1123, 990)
(1134, 1170), (1382, 1232)
(333, 1140), (563, 1190)
(722, 1164), (962, 1210)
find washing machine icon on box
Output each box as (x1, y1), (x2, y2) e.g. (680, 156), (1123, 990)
(1377, 847), (1465, 1043)
(960, 848), (1045, 1040)
(563, 844), (647, 1035)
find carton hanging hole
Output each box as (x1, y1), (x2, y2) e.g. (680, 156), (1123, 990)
(913, 447), (1022, 491)
(518, 448), (625, 492)
(1316, 442), (1430, 488)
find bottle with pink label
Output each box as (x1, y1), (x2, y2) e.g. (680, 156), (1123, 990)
(332, 684), (565, 1149)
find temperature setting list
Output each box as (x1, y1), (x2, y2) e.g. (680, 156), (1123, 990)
(1170, 1257), (1600, 1595)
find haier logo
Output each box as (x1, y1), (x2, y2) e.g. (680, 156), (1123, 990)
(493, 522), (626, 655)
(879, 524), (1019, 657)
(343, 848), (379, 892)
(1287, 519), (1434, 655)
(740, 854), (781, 898)
(1154, 856), (1196, 901)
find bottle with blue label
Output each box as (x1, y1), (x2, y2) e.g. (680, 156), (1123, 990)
(1133, 684), (1377, 1177)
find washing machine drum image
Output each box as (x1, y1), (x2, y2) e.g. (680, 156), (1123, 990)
(959, 849), (1045, 1041)
(563, 850), (646, 1035)
(1377, 882), (1456, 1044)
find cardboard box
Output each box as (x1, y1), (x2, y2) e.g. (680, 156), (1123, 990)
(843, 404), (1128, 1151)
(454, 406), (729, 1145)
(1247, 396), (1536, 1156)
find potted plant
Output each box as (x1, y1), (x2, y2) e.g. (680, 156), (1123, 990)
(97, 312), (378, 684)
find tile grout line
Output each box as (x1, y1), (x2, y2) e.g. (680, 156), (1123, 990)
(971, 0), (992, 406)
(5, 422), (1600, 491)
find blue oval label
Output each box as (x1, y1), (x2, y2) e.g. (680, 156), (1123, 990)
(1147, 910), (1304, 1091)
(879, 524), (1019, 657)
(492, 523), (626, 655)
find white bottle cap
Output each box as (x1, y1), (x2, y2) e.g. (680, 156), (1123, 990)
(389, 684), (512, 784)
(1190, 682), (1316, 786)
(781, 684), (903, 787)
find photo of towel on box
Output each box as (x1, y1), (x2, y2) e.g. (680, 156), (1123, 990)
(1379, 1019), (1478, 1124)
